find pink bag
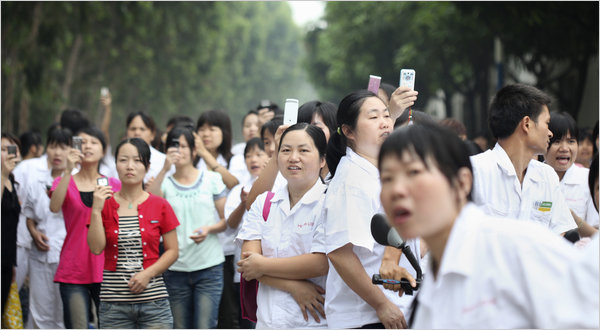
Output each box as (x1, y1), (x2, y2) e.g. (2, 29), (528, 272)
(240, 191), (275, 322)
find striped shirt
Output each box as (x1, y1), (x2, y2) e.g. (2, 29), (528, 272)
(100, 215), (168, 303)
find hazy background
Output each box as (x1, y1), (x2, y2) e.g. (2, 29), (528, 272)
(2, 1), (598, 144)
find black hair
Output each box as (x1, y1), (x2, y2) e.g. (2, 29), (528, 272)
(488, 83), (552, 140)
(297, 100), (338, 139)
(242, 110), (259, 128)
(244, 137), (265, 157)
(1, 133), (21, 186)
(548, 112), (579, 148)
(589, 153), (599, 212)
(167, 126), (199, 167)
(278, 122), (327, 160)
(394, 108), (436, 128)
(126, 111), (157, 134)
(260, 115), (284, 140)
(379, 122), (473, 201)
(378, 82), (397, 102)
(114, 137), (151, 171)
(60, 108), (90, 135)
(594, 120), (599, 150)
(256, 101), (282, 115)
(578, 127), (598, 157)
(77, 126), (107, 153)
(166, 115), (195, 131)
(327, 90), (377, 178)
(196, 110), (233, 165)
(19, 131), (43, 157)
(464, 139), (484, 156)
(46, 126), (73, 147)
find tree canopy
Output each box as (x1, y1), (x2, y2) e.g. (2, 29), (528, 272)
(2, 2), (314, 143)
(305, 1), (598, 136)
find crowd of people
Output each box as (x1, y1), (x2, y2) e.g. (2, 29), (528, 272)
(1, 82), (598, 329)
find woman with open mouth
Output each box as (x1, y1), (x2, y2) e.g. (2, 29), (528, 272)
(236, 123), (330, 328)
(544, 112), (598, 238)
(378, 122), (596, 328)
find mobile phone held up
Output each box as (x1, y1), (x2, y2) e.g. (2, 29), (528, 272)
(399, 69), (416, 90)
(6, 145), (17, 156)
(367, 75), (381, 94)
(101, 87), (109, 97)
(283, 99), (299, 126)
(72, 136), (83, 151)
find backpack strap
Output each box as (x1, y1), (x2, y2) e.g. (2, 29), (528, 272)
(262, 191), (275, 221)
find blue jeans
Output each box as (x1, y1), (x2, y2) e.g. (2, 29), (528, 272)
(59, 283), (100, 329)
(99, 298), (173, 329)
(163, 263), (224, 329)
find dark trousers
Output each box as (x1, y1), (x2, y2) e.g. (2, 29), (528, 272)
(217, 255), (239, 329)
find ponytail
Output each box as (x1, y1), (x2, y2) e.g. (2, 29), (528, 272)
(326, 89), (376, 178)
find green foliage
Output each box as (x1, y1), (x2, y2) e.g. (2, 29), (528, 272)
(2, 1), (310, 143)
(305, 1), (598, 134)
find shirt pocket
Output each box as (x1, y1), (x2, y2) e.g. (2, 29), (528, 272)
(530, 209), (552, 226)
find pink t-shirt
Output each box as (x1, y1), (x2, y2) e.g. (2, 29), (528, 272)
(51, 175), (121, 284)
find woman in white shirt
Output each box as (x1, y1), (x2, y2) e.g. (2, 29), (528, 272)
(324, 90), (420, 329)
(224, 137), (270, 328)
(236, 123), (329, 329)
(126, 111), (168, 183)
(195, 110), (241, 189)
(544, 112), (598, 237)
(231, 110), (260, 156)
(378, 122), (596, 328)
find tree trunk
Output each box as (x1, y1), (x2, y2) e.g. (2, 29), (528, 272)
(3, 66), (16, 133)
(18, 91), (30, 134)
(61, 33), (83, 108)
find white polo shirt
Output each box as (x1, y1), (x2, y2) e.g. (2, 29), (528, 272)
(324, 147), (420, 329)
(557, 164), (599, 227)
(13, 155), (48, 250)
(471, 143), (576, 234)
(21, 168), (66, 264)
(236, 180), (328, 329)
(413, 203), (597, 329)
(224, 176), (256, 283)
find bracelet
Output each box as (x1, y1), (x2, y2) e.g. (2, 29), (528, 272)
(211, 165), (220, 171)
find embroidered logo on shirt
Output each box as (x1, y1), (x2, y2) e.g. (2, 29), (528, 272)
(150, 220), (159, 224)
(534, 201), (553, 212)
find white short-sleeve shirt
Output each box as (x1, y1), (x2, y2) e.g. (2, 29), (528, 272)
(471, 143), (576, 234)
(557, 164), (599, 227)
(13, 155), (48, 249)
(236, 180), (328, 329)
(224, 176), (257, 283)
(413, 203), (597, 329)
(324, 148), (420, 328)
(21, 168), (66, 264)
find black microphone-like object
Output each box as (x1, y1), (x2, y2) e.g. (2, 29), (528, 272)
(370, 213), (422, 295)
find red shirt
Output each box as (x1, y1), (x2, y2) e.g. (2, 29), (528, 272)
(99, 193), (179, 271)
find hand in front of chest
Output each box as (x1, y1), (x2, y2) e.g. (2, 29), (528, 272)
(237, 251), (266, 280)
(128, 269), (152, 294)
(92, 185), (114, 212)
(189, 226), (209, 244)
(289, 280), (326, 323)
